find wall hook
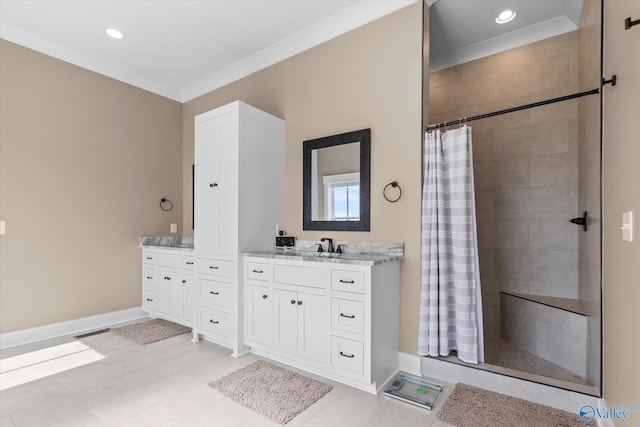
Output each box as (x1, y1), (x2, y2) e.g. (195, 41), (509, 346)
(602, 75), (617, 87)
(625, 17), (639, 30)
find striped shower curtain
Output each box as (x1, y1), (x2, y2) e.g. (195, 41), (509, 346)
(418, 125), (484, 364)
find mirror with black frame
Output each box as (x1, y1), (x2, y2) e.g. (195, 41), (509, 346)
(303, 128), (370, 231)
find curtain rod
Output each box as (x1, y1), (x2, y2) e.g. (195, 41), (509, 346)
(425, 88), (600, 132)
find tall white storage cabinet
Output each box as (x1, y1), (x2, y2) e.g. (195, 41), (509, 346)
(193, 101), (285, 356)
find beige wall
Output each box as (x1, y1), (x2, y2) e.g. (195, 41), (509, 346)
(602, 0), (640, 416)
(0, 40), (183, 333)
(182, 2), (423, 354)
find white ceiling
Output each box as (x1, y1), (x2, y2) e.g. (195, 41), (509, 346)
(429, 0), (584, 71)
(0, 0), (415, 102)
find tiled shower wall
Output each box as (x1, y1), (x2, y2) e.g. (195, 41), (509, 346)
(429, 32), (580, 339)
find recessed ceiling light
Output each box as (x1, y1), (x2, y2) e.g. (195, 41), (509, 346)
(105, 28), (124, 39)
(495, 10), (517, 24)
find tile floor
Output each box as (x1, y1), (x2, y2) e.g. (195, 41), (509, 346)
(0, 330), (457, 427)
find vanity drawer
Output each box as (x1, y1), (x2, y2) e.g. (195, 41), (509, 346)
(183, 255), (195, 270)
(197, 279), (234, 309)
(274, 264), (328, 289)
(156, 252), (183, 269)
(143, 289), (167, 313)
(247, 261), (270, 281)
(331, 270), (365, 294)
(197, 258), (234, 278)
(331, 336), (364, 375)
(143, 268), (156, 288)
(196, 307), (234, 338)
(143, 252), (156, 265)
(331, 298), (364, 334)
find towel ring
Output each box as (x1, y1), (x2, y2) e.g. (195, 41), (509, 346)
(383, 181), (402, 203)
(160, 198), (174, 212)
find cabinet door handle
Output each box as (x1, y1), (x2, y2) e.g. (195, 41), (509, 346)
(339, 351), (355, 359)
(182, 280), (187, 284)
(252, 269), (263, 274)
(164, 276), (171, 280)
(210, 183), (218, 187)
(209, 291), (220, 295)
(146, 276), (153, 280)
(297, 300), (303, 306)
(262, 294), (268, 299)
(146, 298), (153, 302)
(339, 279), (355, 284)
(340, 313), (355, 319)
(290, 299), (296, 305)
(186, 261), (194, 265)
(209, 320), (219, 324)
(209, 266), (219, 270)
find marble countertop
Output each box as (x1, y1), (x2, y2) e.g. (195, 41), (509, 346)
(244, 249), (403, 266)
(140, 236), (194, 251)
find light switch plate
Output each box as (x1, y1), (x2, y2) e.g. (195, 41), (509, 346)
(170, 223), (178, 234)
(0, 221), (5, 235)
(622, 211), (633, 242)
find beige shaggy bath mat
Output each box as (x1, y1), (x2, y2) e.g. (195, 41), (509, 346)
(436, 383), (595, 427)
(209, 360), (332, 424)
(110, 319), (191, 345)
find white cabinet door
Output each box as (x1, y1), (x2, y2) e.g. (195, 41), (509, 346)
(298, 292), (326, 363)
(274, 289), (298, 355)
(167, 270), (184, 319)
(247, 285), (273, 346)
(195, 110), (237, 256)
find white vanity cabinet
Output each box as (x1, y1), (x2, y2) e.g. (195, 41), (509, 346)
(193, 101), (285, 356)
(244, 254), (401, 394)
(142, 248), (195, 326)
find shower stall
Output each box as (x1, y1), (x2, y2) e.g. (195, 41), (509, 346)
(424, 0), (602, 396)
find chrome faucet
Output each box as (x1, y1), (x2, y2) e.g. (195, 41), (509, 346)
(320, 237), (334, 253)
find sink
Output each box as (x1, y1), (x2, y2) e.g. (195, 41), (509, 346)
(311, 252), (343, 258)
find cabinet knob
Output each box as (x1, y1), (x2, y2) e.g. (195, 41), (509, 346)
(209, 291), (220, 295)
(209, 320), (219, 324)
(262, 294), (268, 299)
(340, 313), (355, 319)
(182, 280), (187, 284)
(297, 300), (303, 306)
(339, 351), (355, 359)
(209, 183), (218, 187)
(290, 299), (296, 305)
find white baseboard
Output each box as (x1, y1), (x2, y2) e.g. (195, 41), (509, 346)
(0, 307), (147, 350)
(399, 351), (422, 376)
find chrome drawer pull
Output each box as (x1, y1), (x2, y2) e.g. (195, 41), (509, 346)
(209, 291), (220, 295)
(339, 351), (355, 359)
(339, 279), (355, 284)
(252, 269), (263, 273)
(340, 313), (355, 319)
(209, 266), (219, 270)
(186, 261), (194, 265)
(209, 320), (219, 324)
